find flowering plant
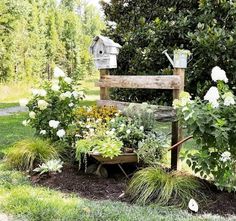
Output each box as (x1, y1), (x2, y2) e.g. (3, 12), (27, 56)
(19, 67), (84, 141)
(108, 116), (146, 149)
(74, 106), (120, 139)
(174, 66), (236, 192)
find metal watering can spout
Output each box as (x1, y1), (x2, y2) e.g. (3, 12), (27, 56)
(162, 49), (174, 67)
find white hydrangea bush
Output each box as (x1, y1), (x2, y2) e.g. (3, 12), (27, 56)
(20, 67), (84, 141)
(174, 66), (236, 192)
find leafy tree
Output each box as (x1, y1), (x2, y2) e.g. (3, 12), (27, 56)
(102, 0), (236, 102)
(0, 0), (105, 82)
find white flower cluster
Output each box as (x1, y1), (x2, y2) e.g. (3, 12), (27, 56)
(37, 100), (49, 110)
(29, 111), (36, 119)
(204, 86), (220, 108)
(211, 66), (228, 83)
(204, 67), (235, 108)
(56, 129), (66, 138)
(51, 84), (60, 92)
(173, 91), (192, 109)
(60, 91), (72, 100)
(49, 120), (60, 129)
(223, 92), (235, 106)
(220, 151), (231, 162)
(54, 67), (66, 78)
(40, 130), (46, 135)
(40, 119), (66, 138)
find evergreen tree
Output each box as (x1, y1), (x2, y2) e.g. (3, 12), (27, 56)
(0, 0), (105, 82)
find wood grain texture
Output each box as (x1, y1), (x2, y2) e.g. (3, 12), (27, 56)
(97, 100), (176, 122)
(99, 69), (110, 100)
(171, 68), (185, 170)
(96, 75), (181, 89)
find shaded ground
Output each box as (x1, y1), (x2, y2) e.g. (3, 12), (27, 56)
(31, 164), (236, 217)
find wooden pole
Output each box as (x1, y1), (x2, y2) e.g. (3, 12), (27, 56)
(171, 68), (185, 170)
(99, 69), (110, 100)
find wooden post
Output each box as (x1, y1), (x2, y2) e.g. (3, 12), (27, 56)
(99, 69), (110, 100)
(171, 68), (185, 170)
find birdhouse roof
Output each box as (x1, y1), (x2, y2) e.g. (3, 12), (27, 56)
(90, 35), (122, 49)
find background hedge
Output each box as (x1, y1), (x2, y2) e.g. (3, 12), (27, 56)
(102, 0), (236, 104)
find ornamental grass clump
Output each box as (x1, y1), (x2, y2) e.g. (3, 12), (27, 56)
(174, 66), (236, 192)
(5, 138), (59, 171)
(127, 167), (203, 207)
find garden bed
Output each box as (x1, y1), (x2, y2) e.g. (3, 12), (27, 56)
(31, 164), (236, 216)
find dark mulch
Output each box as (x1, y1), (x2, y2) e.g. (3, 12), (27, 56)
(31, 164), (236, 216)
(31, 164), (128, 201)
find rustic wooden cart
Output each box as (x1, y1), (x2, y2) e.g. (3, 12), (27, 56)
(89, 152), (138, 178)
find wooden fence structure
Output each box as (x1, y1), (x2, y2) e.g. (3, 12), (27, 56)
(95, 68), (185, 170)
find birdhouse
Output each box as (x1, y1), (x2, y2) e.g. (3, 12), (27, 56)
(90, 35), (122, 69)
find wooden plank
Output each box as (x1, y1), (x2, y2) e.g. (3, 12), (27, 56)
(99, 69), (110, 100)
(97, 100), (176, 122)
(95, 75), (181, 89)
(171, 68), (185, 171)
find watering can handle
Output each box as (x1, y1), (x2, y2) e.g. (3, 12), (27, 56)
(188, 54), (193, 64)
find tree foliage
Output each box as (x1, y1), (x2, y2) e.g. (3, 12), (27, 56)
(102, 0), (236, 102)
(0, 0), (104, 81)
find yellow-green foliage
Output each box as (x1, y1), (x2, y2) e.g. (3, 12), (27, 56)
(75, 105), (119, 122)
(127, 167), (204, 207)
(5, 138), (59, 171)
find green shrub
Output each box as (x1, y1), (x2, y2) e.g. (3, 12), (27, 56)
(5, 138), (59, 171)
(175, 68), (236, 192)
(102, 0), (236, 103)
(127, 167), (203, 207)
(137, 133), (168, 165)
(124, 103), (156, 131)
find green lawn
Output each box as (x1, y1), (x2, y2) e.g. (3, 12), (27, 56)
(0, 113), (34, 153)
